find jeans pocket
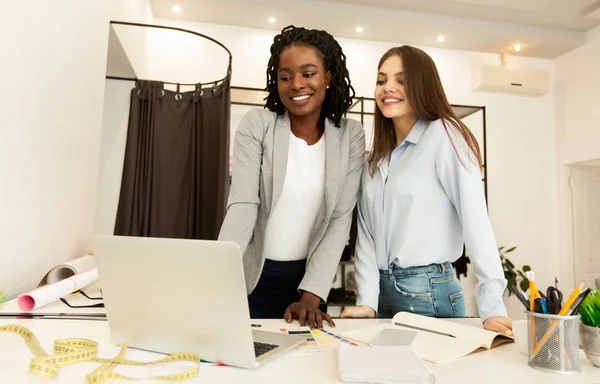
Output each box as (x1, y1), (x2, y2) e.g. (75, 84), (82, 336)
(385, 274), (435, 316)
(450, 290), (466, 317)
(392, 274), (432, 299)
(431, 272), (465, 318)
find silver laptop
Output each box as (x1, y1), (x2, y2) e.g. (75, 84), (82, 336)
(92, 235), (305, 369)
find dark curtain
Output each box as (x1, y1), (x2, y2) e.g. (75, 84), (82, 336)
(114, 79), (230, 240)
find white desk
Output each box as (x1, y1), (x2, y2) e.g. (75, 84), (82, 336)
(0, 284), (106, 318)
(0, 316), (598, 384)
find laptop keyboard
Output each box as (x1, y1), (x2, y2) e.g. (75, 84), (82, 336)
(254, 341), (279, 358)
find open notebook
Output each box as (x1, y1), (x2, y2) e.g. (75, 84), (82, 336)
(340, 312), (513, 364)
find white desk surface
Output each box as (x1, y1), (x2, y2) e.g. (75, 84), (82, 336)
(0, 284), (106, 318)
(0, 315), (598, 384)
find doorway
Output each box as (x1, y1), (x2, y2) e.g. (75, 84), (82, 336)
(570, 159), (600, 290)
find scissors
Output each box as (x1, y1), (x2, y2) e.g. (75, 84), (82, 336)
(546, 286), (563, 314)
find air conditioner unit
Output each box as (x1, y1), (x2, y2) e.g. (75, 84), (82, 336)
(472, 65), (551, 96)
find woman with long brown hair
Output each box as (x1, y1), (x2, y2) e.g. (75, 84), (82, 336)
(341, 46), (512, 335)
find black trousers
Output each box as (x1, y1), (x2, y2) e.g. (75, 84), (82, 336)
(247, 259), (327, 318)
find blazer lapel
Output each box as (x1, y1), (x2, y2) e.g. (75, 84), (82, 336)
(323, 119), (341, 216)
(272, 112), (291, 211)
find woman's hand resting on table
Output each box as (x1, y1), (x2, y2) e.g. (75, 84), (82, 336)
(284, 291), (335, 329)
(340, 305), (375, 318)
(483, 316), (513, 336)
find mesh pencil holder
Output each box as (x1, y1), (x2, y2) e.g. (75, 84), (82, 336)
(526, 311), (580, 374)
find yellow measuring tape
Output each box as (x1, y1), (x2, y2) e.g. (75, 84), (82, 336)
(0, 324), (200, 383)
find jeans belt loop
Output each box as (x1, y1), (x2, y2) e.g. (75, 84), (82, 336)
(439, 262), (446, 274)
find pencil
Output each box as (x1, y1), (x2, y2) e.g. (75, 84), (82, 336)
(560, 282), (585, 316)
(528, 272), (537, 352)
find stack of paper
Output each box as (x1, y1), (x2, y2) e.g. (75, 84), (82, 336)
(338, 343), (435, 384)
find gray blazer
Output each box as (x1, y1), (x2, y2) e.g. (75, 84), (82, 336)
(218, 108), (365, 301)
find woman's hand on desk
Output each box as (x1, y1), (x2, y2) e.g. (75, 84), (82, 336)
(284, 292), (335, 329)
(483, 316), (513, 336)
(340, 306), (375, 318)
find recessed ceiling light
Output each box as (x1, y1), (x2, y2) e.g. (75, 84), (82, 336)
(356, 26), (364, 33)
(268, 17), (276, 23)
(513, 44), (521, 52)
(437, 35), (445, 42)
(172, 4), (181, 12)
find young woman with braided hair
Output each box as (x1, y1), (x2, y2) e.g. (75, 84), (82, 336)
(218, 26), (365, 328)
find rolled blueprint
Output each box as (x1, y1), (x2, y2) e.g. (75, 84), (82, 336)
(17, 268), (99, 311)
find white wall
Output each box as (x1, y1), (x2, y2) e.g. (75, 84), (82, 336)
(554, 25), (600, 290)
(0, 0), (153, 299)
(95, 17), (559, 319)
(109, 0), (154, 79)
(95, 80), (133, 236)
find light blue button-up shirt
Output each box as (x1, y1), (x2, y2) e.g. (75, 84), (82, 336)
(354, 118), (507, 322)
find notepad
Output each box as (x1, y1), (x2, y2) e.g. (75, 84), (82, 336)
(340, 312), (513, 364)
(338, 343), (435, 384)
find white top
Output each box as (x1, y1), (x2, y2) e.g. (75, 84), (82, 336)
(263, 133), (326, 261)
(354, 118), (507, 322)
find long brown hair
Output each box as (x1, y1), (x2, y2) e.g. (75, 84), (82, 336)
(368, 46), (482, 176)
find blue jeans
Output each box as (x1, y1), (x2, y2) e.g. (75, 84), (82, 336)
(377, 262), (466, 318)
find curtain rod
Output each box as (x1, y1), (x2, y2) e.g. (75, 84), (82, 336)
(106, 77), (265, 93)
(108, 20), (232, 86)
(105, 75), (228, 87)
(110, 20), (232, 63)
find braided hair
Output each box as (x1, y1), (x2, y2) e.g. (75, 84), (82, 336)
(265, 25), (355, 128)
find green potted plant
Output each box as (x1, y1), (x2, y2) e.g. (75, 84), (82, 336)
(499, 246), (531, 294)
(580, 290), (600, 367)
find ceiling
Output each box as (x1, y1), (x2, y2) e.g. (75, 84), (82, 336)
(326, 0), (600, 31)
(150, 0), (600, 59)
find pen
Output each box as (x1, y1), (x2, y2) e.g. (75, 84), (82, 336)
(528, 272), (539, 312)
(519, 290), (530, 307)
(508, 284), (529, 309)
(569, 288), (591, 315)
(393, 322), (456, 338)
(540, 298), (548, 314)
(251, 324), (262, 328)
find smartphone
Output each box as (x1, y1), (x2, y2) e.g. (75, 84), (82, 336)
(369, 328), (417, 347)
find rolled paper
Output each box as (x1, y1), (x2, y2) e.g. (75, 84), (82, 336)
(18, 268), (99, 311)
(38, 255), (96, 286)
